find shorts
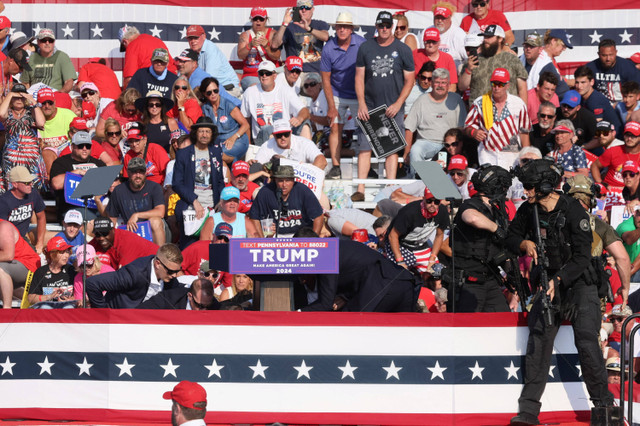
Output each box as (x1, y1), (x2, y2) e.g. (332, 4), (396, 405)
(0, 261), (29, 288)
(332, 96), (359, 125)
(43, 141), (70, 156)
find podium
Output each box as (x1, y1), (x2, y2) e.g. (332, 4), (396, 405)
(210, 238), (339, 311)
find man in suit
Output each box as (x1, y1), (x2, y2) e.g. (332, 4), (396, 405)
(140, 278), (220, 310)
(86, 243), (183, 308)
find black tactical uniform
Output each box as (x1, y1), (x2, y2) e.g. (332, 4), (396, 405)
(507, 159), (613, 425)
(451, 164), (513, 312)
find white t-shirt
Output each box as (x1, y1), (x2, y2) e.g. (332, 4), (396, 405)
(275, 71), (301, 96)
(255, 134), (322, 165)
(309, 89), (329, 132)
(438, 26), (468, 68)
(241, 83), (306, 138)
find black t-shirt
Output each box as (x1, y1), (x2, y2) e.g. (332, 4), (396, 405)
(107, 180), (165, 222)
(248, 182), (323, 236)
(29, 264), (75, 297)
(0, 190), (45, 236)
(50, 155), (106, 222)
(388, 201), (449, 251)
(530, 124), (555, 156)
(127, 68), (178, 100)
(622, 185), (640, 202)
(556, 106), (597, 147)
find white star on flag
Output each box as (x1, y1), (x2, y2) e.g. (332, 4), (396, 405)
(355, 28), (367, 38)
(208, 27), (221, 40)
(179, 26), (188, 39)
(115, 358), (135, 377)
(76, 357), (93, 376)
(383, 361), (402, 380)
(150, 25), (163, 38)
(160, 358), (180, 378)
(91, 24), (104, 38)
(37, 356), (54, 376)
(0, 356), (15, 375)
(619, 30), (633, 44)
(427, 360), (447, 380)
(469, 361), (485, 380)
(204, 359), (224, 378)
(249, 359), (269, 379)
(8, 27), (14, 36)
(32, 24), (42, 36)
(566, 33), (574, 42)
(294, 360), (313, 379)
(338, 360), (358, 379)
(549, 365), (556, 378)
(505, 361), (519, 380)
(589, 30), (602, 44)
(61, 24), (74, 38)
(328, 27), (336, 38)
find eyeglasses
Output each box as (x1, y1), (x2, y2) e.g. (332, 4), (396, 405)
(17, 181), (34, 186)
(472, 1), (487, 7)
(94, 231), (110, 238)
(205, 89), (219, 96)
(623, 171), (638, 178)
(81, 90), (96, 98)
(42, 100), (54, 106)
(444, 142), (459, 148)
(449, 171), (465, 177)
(425, 198), (440, 205)
(595, 130), (611, 137)
(252, 16), (266, 21)
(156, 257), (181, 275)
(396, 25), (407, 31)
(303, 81), (318, 89)
(377, 23), (392, 29)
(258, 70), (274, 77)
(148, 102), (162, 108)
(419, 75), (432, 81)
(538, 113), (555, 119)
(75, 143), (92, 150)
(39, 38), (55, 44)
(275, 131), (291, 138)
(174, 85), (188, 91)
(491, 81), (507, 88)
(106, 131), (121, 137)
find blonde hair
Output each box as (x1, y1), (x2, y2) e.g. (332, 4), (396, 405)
(171, 76), (199, 106)
(232, 274), (254, 294)
(157, 243), (183, 264)
(115, 88), (141, 115)
(432, 1), (457, 14)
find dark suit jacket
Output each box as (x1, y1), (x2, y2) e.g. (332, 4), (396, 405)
(139, 285), (221, 310)
(172, 144), (224, 206)
(86, 255), (180, 308)
(302, 240), (417, 312)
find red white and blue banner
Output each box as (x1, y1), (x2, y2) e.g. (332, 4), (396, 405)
(0, 310), (611, 424)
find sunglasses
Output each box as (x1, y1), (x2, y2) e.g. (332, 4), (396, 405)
(623, 171), (637, 178)
(425, 198), (441, 205)
(252, 16), (266, 22)
(106, 131), (121, 137)
(610, 317), (623, 323)
(539, 113), (555, 119)
(216, 235), (230, 242)
(17, 181), (34, 186)
(39, 38), (55, 44)
(174, 85), (188, 91)
(94, 231), (110, 238)
(444, 142), (459, 148)
(148, 102), (162, 108)
(258, 70), (274, 77)
(288, 68), (302, 74)
(205, 89), (220, 96)
(190, 295), (212, 310)
(491, 81), (507, 88)
(419, 75), (433, 81)
(81, 90), (96, 98)
(275, 131), (291, 138)
(396, 25), (407, 31)
(187, 36), (200, 41)
(201, 270), (218, 278)
(595, 130), (611, 137)
(299, 5), (312, 10)
(449, 171), (465, 177)
(42, 100), (54, 106)
(157, 257), (181, 275)
(472, 1), (487, 7)
(377, 23), (392, 29)
(303, 81), (318, 89)
(75, 143), (92, 150)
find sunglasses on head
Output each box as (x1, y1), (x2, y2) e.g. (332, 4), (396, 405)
(303, 81), (318, 89)
(81, 90), (96, 98)
(174, 85), (188, 91)
(205, 89), (219, 96)
(276, 131), (291, 138)
(396, 25), (407, 31)
(258, 70), (274, 77)
(419, 75), (432, 81)
(252, 16), (266, 21)
(148, 102), (162, 108)
(106, 131), (121, 137)
(425, 198), (440, 205)
(42, 100), (54, 106)
(538, 113), (555, 119)
(623, 171), (637, 178)
(377, 23), (392, 29)
(75, 143), (92, 150)
(491, 81), (507, 88)
(472, 1), (487, 7)
(596, 130), (611, 137)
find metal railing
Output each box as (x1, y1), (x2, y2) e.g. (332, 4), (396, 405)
(619, 313), (640, 422)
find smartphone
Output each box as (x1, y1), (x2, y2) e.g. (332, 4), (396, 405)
(291, 6), (302, 23)
(438, 151), (448, 164)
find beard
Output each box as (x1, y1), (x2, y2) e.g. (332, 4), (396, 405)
(483, 40), (500, 58)
(435, 22), (445, 32)
(539, 120), (553, 130)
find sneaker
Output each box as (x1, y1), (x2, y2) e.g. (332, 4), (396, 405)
(326, 166), (341, 180)
(351, 191), (365, 202)
(510, 413), (539, 425)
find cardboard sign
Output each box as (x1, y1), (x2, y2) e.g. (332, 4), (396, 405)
(356, 104), (406, 158)
(280, 159), (324, 200)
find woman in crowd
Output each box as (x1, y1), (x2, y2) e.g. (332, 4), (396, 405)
(459, 0), (515, 46)
(79, 82), (113, 133)
(0, 84), (46, 192)
(622, 160), (640, 213)
(431, 128), (479, 170)
(135, 90), (179, 153)
(72, 245), (115, 305)
(27, 237), (75, 305)
(219, 273), (254, 302)
(200, 77), (249, 163)
(95, 87), (141, 138)
(199, 186), (259, 239)
(122, 121), (169, 185)
(393, 13), (419, 51)
(542, 29), (573, 96)
(100, 118), (127, 163)
(547, 119), (588, 177)
(167, 76), (202, 132)
(237, 7), (281, 90)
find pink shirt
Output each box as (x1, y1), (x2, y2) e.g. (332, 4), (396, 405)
(527, 88), (559, 125)
(73, 263), (116, 300)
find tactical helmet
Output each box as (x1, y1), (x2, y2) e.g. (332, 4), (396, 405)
(515, 158), (563, 196)
(563, 174), (598, 208)
(470, 164), (512, 199)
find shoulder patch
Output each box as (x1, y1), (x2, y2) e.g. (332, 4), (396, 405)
(579, 218), (590, 232)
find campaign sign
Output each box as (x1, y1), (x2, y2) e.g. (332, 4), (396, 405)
(117, 221), (153, 242)
(604, 186), (625, 211)
(213, 238), (339, 274)
(64, 173), (97, 209)
(280, 159), (324, 200)
(356, 104), (406, 158)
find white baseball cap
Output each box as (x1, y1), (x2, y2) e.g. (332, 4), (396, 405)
(258, 60), (277, 73)
(63, 209), (83, 225)
(272, 119), (292, 134)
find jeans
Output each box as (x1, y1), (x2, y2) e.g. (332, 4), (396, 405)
(217, 134), (249, 160)
(241, 76), (260, 91)
(409, 139), (443, 163)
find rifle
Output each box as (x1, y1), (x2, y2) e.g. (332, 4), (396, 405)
(532, 204), (556, 327)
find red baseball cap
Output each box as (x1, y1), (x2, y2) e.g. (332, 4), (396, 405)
(82, 101), (96, 120)
(232, 160), (250, 177)
(448, 155), (468, 171)
(47, 236), (72, 253)
(70, 117), (88, 130)
(127, 128), (144, 140)
(631, 52), (640, 64)
(38, 88), (56, 104)
(285, 56), (303, 72)
(424, 187), (437, 199)
(622, 160), (640, 174)
(423, 28), (440, 43)
(351, 229), (368, 243)
(0, 16), (11, 30)
(490, 68), (510, 83)
(54, 92), (72, 109)
(250, 7), (268, 19)
(624, 121), (640, 136)
(163, 381), (207, 410)
(186, 25), (205, 37)
(433, 6), (452, 18)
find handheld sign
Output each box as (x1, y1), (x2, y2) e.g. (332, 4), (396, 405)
(117, 221), (153, 242)
(356, 104), (406, 158)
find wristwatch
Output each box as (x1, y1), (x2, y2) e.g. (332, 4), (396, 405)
(178, 107), (185, 112)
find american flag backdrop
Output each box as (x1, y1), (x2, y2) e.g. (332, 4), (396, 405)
(0, 310), (611, 424)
